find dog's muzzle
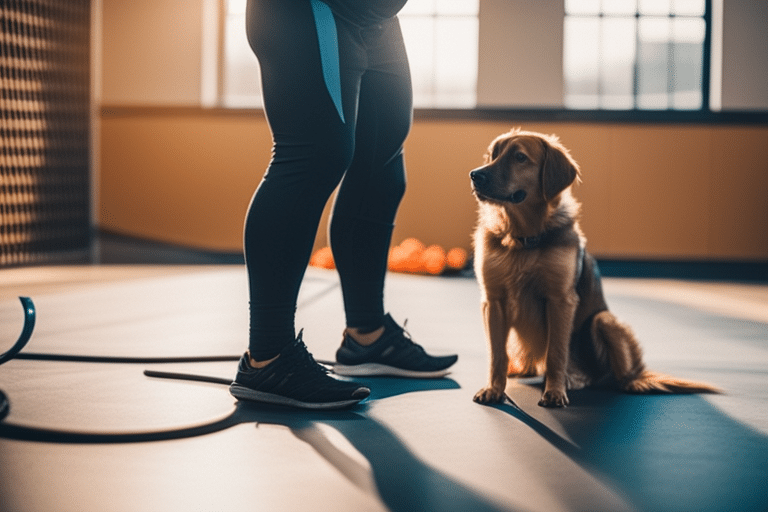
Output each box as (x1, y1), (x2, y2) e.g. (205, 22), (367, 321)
(470, 169), (527, 204)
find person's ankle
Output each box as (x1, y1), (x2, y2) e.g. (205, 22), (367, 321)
(248, 352), (279, 369)
(346, 326), (385, 347)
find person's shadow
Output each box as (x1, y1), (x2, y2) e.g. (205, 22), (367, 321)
(0, 371), (513, 511)
(235, 376), (512, 512)
(492, 383), (768, 512)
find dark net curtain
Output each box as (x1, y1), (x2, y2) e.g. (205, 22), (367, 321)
(1, 0), (91, 267)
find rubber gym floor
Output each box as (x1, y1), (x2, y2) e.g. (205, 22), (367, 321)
(1, 249), (766, 512)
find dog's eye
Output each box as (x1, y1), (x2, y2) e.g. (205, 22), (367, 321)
(514, 152), (527, 163)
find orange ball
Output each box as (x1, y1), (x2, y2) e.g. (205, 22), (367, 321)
(388, 246), (407, 272)
(422, 245), (447, 275)
(403, 250), (424, 273)
(310, 246), (335, 269)
(391, 238), (422, 273)
(398, 237), (425, 257)
(446, 247), (468, 270)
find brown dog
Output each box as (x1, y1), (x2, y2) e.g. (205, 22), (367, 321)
(470, 128), (719, 407)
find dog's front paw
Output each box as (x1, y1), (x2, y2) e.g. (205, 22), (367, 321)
(538, 389), (569, 407)
(473, 387), (505, 404)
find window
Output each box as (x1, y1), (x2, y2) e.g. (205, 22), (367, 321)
(221, 0), (260, 108)
(398, 0), (479, 108)
(563, 0), (709, 110)
(220, 0), (479, 109)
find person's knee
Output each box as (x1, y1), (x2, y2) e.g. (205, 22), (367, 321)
(270, 135), (354, 192)
(381, 151), (407, 206)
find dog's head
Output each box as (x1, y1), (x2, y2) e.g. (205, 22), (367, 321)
(470, 129), (580, 208)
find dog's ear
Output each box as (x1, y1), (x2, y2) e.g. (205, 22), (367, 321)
(541, 138), (580, 201)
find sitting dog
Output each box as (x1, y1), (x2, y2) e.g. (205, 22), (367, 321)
(470, 128), (719, 407)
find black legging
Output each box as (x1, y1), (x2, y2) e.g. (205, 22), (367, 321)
(244, 0), (412, 360)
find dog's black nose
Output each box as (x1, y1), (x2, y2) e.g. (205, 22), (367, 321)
(470, 169), (486, 186)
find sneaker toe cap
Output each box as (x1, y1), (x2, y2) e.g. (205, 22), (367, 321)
(353, 386), (371, 399)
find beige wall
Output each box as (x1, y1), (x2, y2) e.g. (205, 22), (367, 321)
(99, 108), (768, 260)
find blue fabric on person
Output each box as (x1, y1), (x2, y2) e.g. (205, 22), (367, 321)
(310, 0), (345, 123)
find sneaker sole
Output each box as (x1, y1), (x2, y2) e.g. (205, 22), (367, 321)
(333, 363), (451, 379)
(229, 383), (368, 410)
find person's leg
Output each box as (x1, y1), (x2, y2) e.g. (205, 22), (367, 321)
(329, 18), (411, 335)
(243, 0), (359, 362)
(233, 0), (370, 408)
(329, 18), (458, 377)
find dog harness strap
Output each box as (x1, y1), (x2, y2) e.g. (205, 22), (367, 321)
(574, 244), (585, 287)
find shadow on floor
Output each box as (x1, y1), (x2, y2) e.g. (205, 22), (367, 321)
(240, 400), (510, 512)
(95, 231), (244, 265)
(493, 385), (768, 512)
(1, 371), (510, 512)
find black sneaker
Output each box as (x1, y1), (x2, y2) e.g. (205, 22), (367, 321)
(334, 314), (458, 378)
(229, 331), (370, 410)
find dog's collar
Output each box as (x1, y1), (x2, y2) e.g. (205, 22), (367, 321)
(515, 234), (585, 288)
(513, 220), (575, 250)
(514, 234), (545, 249)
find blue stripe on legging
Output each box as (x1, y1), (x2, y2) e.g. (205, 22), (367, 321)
(310, 0), (345, 123)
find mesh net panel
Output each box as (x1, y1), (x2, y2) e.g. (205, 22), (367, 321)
(1, 0), (91, 267)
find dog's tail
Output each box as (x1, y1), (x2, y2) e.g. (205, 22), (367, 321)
(591, 311), (721, 395)
(623, 370), (721, 394)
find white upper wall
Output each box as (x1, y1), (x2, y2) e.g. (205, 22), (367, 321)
(476, 0), (565, 108)
(719, 0), (768, 111)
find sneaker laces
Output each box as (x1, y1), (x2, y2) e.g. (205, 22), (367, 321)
(388, 319), (427, 355)
(287, 330), (330, 376)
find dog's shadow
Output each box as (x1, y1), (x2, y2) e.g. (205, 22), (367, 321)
(493, 382), (768, 512)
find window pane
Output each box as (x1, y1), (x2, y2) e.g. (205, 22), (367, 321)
(399, 0), (479, 107)
(565, 0), (601, 15)
(673, 16), (706, 42)
(564, 17), (600, 108)
(434, 18), (478, 107)
(602, 0), (637, 16)
(600, 17), (637, 109)
(637, 18), (671, 109)
(222, 11), (263, 107)
(399, 0), (436, 16)
(638, 0), (671, 15)
(435, 0), (478, 15)
(228, 0), (246, 15)
(672, 0), (705, 16)
(671, 18), (704, 109)
(400, 16), (435, 106)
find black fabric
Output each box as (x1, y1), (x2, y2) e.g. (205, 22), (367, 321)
(321, 0), (409, 27)
(244, 0), (412, 360)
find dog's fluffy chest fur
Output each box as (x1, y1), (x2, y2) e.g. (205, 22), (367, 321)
(473, 191), (583, 305)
